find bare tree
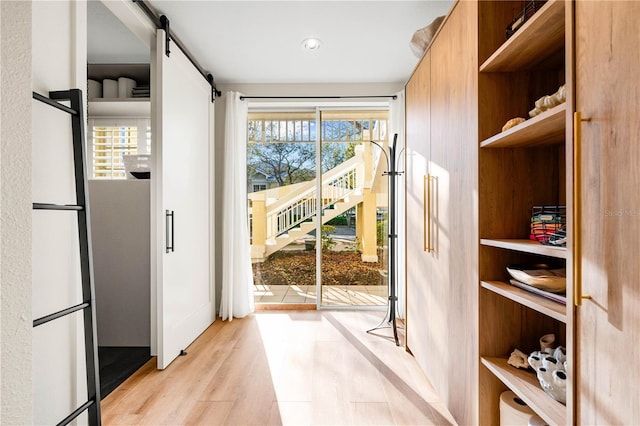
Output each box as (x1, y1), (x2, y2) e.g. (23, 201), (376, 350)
(248, 142), (315, 185)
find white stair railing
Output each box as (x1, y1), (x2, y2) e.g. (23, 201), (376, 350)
(267, 159), (362, 241)
(253, 147), (362, 241)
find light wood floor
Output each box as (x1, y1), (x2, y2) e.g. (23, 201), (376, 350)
(101, 311), (457, 425)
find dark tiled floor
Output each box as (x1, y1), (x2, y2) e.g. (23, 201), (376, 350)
(99, 346), (151, 398)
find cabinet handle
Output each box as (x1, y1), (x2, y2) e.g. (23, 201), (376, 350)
(424, 174), (435, 252)
(423, 175), (428, 251)
(166, 209), (175, 253)
(573, 112), (591, 306)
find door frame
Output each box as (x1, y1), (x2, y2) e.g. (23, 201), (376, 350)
(247, 101), (390, 310)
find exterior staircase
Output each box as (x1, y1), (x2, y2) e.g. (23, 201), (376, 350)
(265, 194), (363, 257)
(249, 143), (385, 261)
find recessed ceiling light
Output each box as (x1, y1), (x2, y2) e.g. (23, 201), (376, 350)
(302, 38), (322, 51)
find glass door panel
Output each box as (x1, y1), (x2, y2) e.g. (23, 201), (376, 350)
(247, 112), (317, 305)
(319, 111), (389, 307)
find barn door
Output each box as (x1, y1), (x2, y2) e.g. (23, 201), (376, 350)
(153, 30), (214, 369)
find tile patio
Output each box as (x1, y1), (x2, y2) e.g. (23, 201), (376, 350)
(254, 284), (387, 307)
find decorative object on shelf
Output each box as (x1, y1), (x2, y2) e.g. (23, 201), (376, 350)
(539, 333), (555, 351)
(103, 78), (118, 98)
(410, 15), (445, 58)
(508, 348), (531, 369)
(130, 171), (150, 180)
(502, 117), (526, 132)
(505, 0), (548, 39)
(530, 205), (566, 246)
(118, 77), (137, 99)
(123, 154), (151, 180)
(88, 79), (102, 100)
(529, 84), (566, 118)
(528, 336), (568, 405)
(506, 264), (566, 292)
(499, 390), (546, 425)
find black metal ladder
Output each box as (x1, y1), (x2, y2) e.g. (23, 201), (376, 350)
(32, 89), (101, 426)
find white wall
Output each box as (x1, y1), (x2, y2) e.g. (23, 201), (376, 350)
(214, 82), (403, 309)
(1, 2), (33, 424)
(31, 1), (89, 424)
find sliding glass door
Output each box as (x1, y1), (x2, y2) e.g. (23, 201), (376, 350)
(319, 111), (389, 308)
(248, 112), (318, 305)
(247, 108), (388, 308)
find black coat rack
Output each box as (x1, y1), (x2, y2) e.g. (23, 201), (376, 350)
(367, 133), (403, 346)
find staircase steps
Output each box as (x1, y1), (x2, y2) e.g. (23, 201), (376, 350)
(263, 195), (362, 257)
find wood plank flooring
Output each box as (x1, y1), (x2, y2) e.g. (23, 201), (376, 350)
(101, 311), (457, 425)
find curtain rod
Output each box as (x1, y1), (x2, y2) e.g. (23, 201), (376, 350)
(132, 0), (222, 99)
(239, 95), (397, 101)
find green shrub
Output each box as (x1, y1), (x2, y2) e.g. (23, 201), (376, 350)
(327, 215), (348, 226)
(321, 224), (336, 251)
(377, 218), (387, 247)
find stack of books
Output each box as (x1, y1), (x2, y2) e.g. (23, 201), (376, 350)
(132, 85), (150, 98)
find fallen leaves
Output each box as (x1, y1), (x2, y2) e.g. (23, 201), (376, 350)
(253, 250), (385, 287)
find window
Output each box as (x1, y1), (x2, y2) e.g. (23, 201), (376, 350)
(88, 118), (151, 179)
(253, 184), (267, 192)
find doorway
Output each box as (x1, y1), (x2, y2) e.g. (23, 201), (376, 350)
(87, 0), (152, 398)
(248, 107), (389, 309)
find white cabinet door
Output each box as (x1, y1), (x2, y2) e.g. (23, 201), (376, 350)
(153, 30), (214, 369)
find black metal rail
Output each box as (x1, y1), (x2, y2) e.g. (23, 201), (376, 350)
(132, 0), (222, 98)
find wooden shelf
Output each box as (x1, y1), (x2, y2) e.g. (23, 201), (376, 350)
(481, 239), (567, 259)
(480, 0), (565, 72)
(88, 99), (150, 117)
(481, 281), (566, 323)
(480, 103), (566, 148)
(481, 357), (566, 426)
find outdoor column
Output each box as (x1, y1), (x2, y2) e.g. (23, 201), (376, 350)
(360, 191), (378, 262)
(356, 202), (363, 248)
(251, 199), (266, 261)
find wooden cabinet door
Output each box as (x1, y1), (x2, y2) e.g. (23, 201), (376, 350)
(575, 1), (640, 423)
(405, 49), (432, 378)
(428, 1), (479, 424)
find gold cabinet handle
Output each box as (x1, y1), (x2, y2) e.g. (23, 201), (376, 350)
(424, 174), (434, 252)
(573, 111), (592, 306)
(423, 175), (428, 251)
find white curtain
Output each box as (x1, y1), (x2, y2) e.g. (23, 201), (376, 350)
(220, 91), (255, 320)
(389, 90), (406, 318)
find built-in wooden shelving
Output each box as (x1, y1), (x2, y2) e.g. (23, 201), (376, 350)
(480, 103), (566, 148)
(479, 0), (565, 72)
(481, 280), (566, 323)
(478, 0), (570, 423)
(480, 239), (567, 259)
(481, 357), (566, 426)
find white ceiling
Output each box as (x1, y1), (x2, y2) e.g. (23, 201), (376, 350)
(89, 0), (453, 85)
